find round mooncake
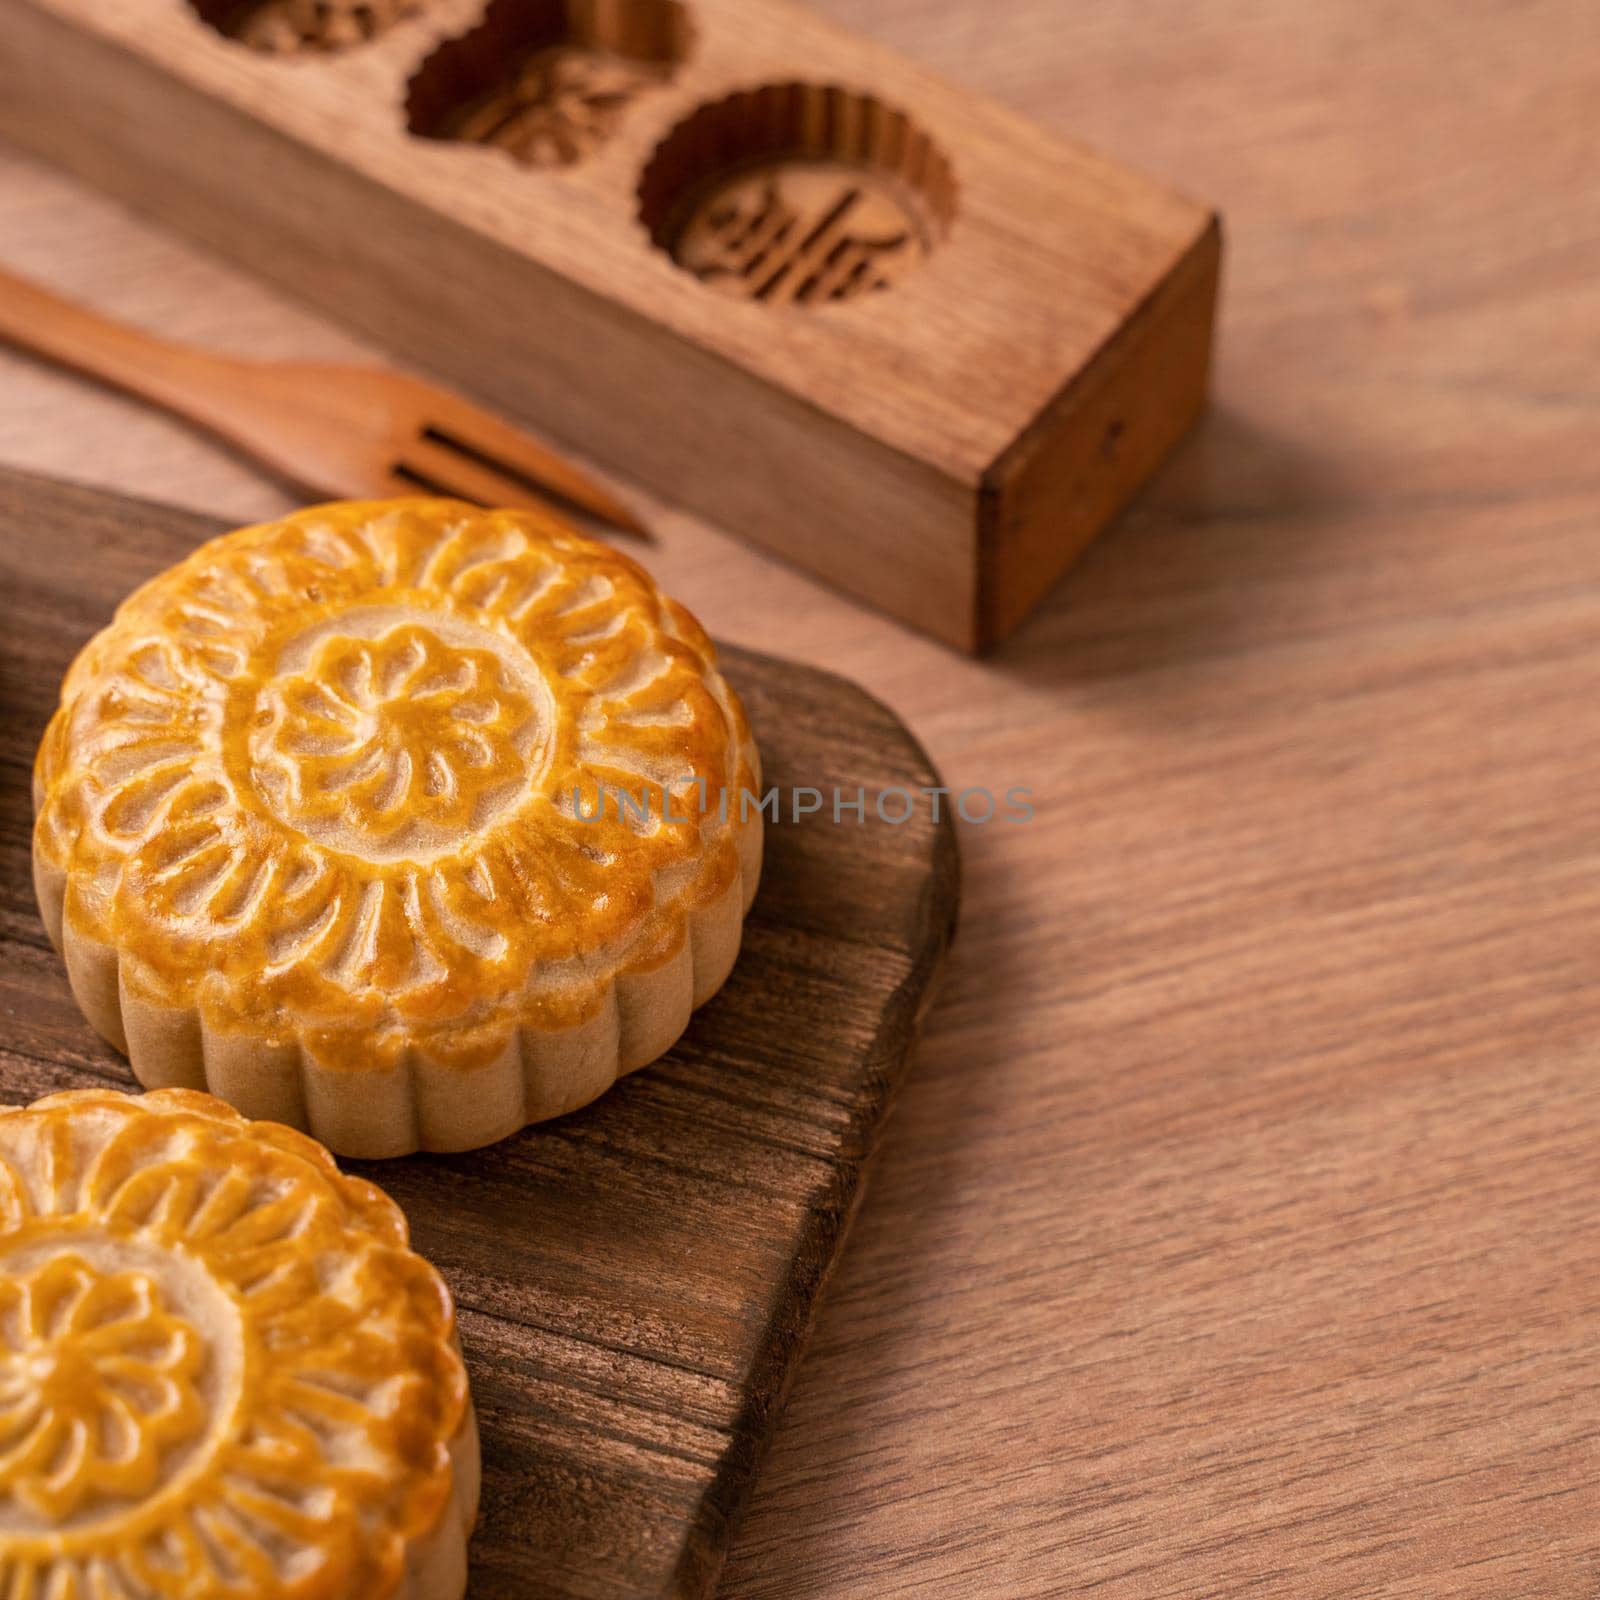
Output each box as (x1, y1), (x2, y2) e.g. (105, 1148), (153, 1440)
(0, 1087), (477, 1600)
(33, 500), (762, 1157)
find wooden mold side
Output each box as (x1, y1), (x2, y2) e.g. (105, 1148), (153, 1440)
(979, 216), (1223, 649)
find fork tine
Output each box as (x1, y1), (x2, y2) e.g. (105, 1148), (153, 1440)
(394, 437), (573, 523)
(420, 394), (650, 539)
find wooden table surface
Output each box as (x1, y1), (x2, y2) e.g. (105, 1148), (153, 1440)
(2, 2), (1598, 1595)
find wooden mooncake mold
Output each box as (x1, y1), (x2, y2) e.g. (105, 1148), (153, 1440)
(32, 499), (763, 1157)
(0, 1087), (477, 1599)
(0, 0), (1221, 652)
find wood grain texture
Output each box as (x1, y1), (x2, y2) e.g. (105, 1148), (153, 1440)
(0, 468), (959, 1600)
(1, 0), (1600, 1592)
(0, 0), (1216, 648)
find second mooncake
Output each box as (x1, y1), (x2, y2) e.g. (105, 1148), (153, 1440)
(32, 499), (762, 1157)
(0, 1087), (477, 1599)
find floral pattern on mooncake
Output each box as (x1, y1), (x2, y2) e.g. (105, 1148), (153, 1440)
(33, 500), (761, 1156)
(0, 1088), (476, 1600)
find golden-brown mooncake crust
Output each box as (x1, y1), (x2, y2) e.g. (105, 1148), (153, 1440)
(32, 499), (762, 1156)
(0, 1087), (477, 1600)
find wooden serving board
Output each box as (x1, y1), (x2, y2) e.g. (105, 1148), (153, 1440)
(0, 468), (960, 1600)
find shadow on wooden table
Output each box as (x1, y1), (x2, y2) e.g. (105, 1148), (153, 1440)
(989, 404), (1346, 688)
(716, 830), (1040, 1597)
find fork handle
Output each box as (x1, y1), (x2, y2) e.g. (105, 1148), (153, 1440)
(0, 264), (237, 430)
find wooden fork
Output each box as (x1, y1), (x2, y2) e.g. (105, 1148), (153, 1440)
(0, 264), (648, 537)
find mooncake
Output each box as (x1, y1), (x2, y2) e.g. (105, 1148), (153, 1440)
(0, 1087), (477, 1599)
(33, 499), (762, 1157)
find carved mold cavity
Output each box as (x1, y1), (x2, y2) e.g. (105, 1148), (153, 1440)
(637, 84), (958, 307)
(406, 0), (693, 169)
(188, 0), (427, 53)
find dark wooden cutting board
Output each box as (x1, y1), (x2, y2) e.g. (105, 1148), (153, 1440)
(0, 468), (959, 1600)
